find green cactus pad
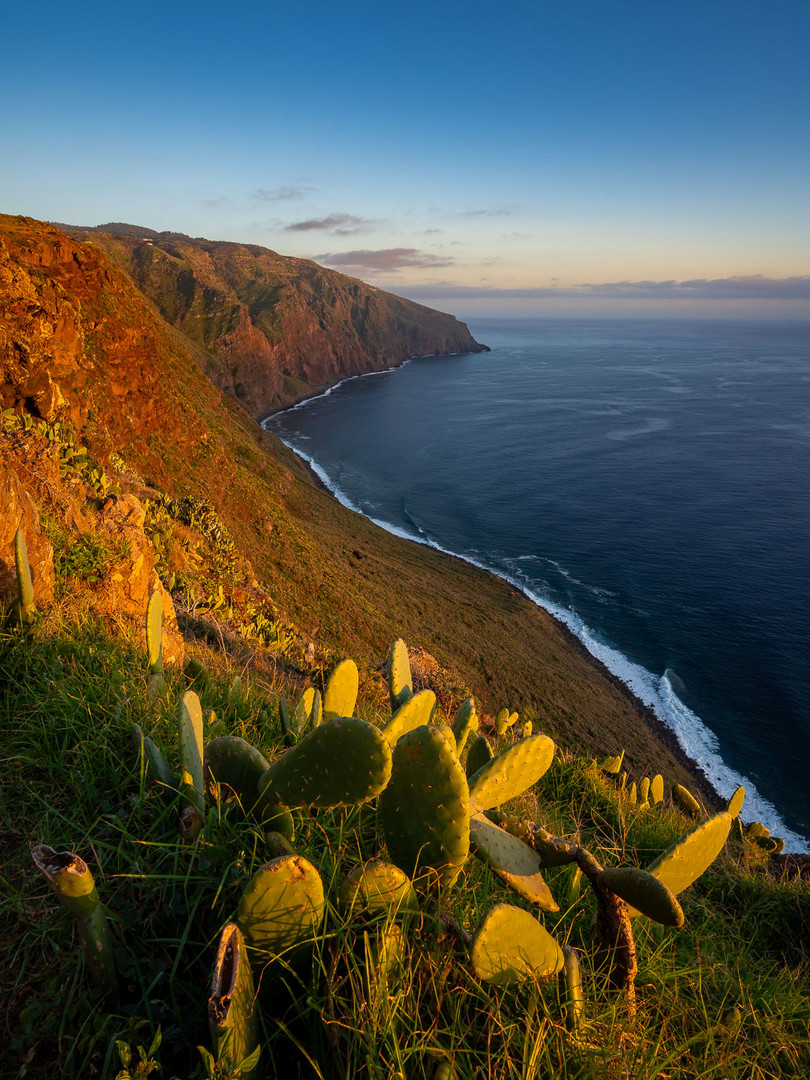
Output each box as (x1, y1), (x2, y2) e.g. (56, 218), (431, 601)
(470, 903), (564, 985)
(178, 690), (205, 815)
(228, 675), (243, 705)
(599, 750), (625, 775)
(639, 777), (650, 805)
(258, 717), (392, 809)
(745, 821), (769, 839)
(204, 736), (270, 810)
(465, 735), (494, 778)
(469, 813), (559, 910)
(146, 590), (164, 675)
(209, 923), (260, 1080)
(323, 658), (359, 719)
(627, 781), (638, 806)
(387, 638), (413, 711)
(451, 699), (479, 758)
(562, 945), (585, 1031)
(339, 859), (418, 916)
(382, 689), (437, 747)
(627, 812), (733, 917)
(599, 866), (684, 927)
(727, 786), (745, 818)
(293, 687), (321, 738)
(238, 855), (325, 960)
(672, 783), (702, 818)
(489, 812), (578, 867)
(468, 733), (555, 813)
(14, 528), (36, 623)
(380, 724), (470, 889)
(650, 774), (664, 804)
(506, 711), (519, 728)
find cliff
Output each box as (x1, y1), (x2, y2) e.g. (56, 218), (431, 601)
(0, 212), (714, 796)
(58, 222), (488, 418)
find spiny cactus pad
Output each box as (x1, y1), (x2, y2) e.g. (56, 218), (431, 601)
(204, 736), (270, 811)
(133, 724), (178, 799)
(672, 783), (702, 818)
(258, 717), (392, 808)
(468, 733), (555, 813)
(339, 860), (418, 916)
(726, 786), (745, 818)
(237, 855), (325, 959)
(465, 735), (494, 779)
(451, 699), (479, 758)
(323, 658), (359, 719)
(471, 903), (564, 986)
(599, 866), (684, 927)
(562, 945), (585, 1031)
(380, 724), (470, 889)
(208, 923), (259, 1079)
(293, 687), (321, 738)
(382, 688), (437, 747)
(638, 777), (650, 805)
(469, 813), (559, 910)
(146, 590), (164, 675)
(650, 774), (664, 804)
(599, 750), (625, 775)
(178, 690), (205, 814)
(14, 528), (36, 623)
(387, 638), (413, 711)
(627, 812), (733, 917)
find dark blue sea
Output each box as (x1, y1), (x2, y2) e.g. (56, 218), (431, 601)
(266, 318), (810, 852)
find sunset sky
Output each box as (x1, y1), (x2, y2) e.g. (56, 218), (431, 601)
(2, 0), (808, 315)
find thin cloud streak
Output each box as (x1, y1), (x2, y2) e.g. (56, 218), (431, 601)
(253, 185), (314, 202)
(317, 248), (455, 271)
(285, 213), (375, 233)
(398, 275), (810, 301)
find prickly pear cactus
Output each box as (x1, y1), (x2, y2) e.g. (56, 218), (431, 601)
(339, 859), (419, 917)
(627, 812), (733, 918)
(470, 903), (564, 985)
(465, 734), (494, 779)
(638, 777), (650, 806)
(387, 638), (413, 711)
(599, 866), (684, 927)
(467, 733), (555, 813)
(204, 736), (270, 811)
(237, 855), (325, 960)
(380, 724), (470, 889)
(727, 785), (745, 817)
(650, 774), (664, 804)
(14, 528), (36, 624)
(133, 724), (178, 800)
(323, 658), (359, 719)
(258, 717), (392, 809)
(178, 690), (205, 815)
(599, 750), (625, 775)
(451, 699), (479, 758)
(469, 813), (558, 910)
(562, 945), (585, 1031)
(382, 688), (436, 747)
(146, 589), (164, 675)
(672, 783), (702, 818)
(208, 923), (260, 1079)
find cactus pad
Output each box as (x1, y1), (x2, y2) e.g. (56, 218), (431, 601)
(468, 733), (555, 813)
(387, 638), (413, 711)
(380, 724), (470, 889)
(562, 945), (585, 1031)
(469, 813), (558, 910)
(146, 590), (164, 675)
(627, 812), (733, 917)
(237, 855), (325, 959)
(14, 528), (36, 623)
(672, 783), (702, 818)
(465, 735), (494, 778)
(382, 689), (436, 747)
(600, 866), (684, 927)
(599, 750), (625, 775)
(209, 923), (259, 1079)
(258, 717), (392, 809)
(650, 774), (664, 804)
(178, 690), (205, 815)
(323, 658), (359, 719)
(204, 736), (270, 811)
(451, 699), (479, 758)
(133, 724), (178, 799)
(339, 859), (418, 916)
(726, 785), (745, 818)
(638, 777), (650, 805)
(471, 903), (564, 985)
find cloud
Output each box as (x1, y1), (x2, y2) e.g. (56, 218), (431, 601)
(253, 185), (314, 202)
(284, 213), (375, 234)
(454, 207), (514, 218)
(316, 248), (456, 271)
(395, 275), (810, 301)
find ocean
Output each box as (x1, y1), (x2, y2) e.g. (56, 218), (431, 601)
(265, 317), (810, 853)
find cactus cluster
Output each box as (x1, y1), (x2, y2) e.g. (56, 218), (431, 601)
(33, 626), (739, 1070)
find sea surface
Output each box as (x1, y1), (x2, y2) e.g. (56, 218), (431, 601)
(266, 318), (810, 852)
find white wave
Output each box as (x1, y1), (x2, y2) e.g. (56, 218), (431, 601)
(269, 429), (809, 854)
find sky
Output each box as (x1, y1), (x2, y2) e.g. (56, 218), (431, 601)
(2, 0), (809, 317)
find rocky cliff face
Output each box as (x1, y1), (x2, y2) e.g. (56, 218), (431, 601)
(62, 225), (488, 418)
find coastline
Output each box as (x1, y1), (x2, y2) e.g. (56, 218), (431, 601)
(262, 366), (808, 853)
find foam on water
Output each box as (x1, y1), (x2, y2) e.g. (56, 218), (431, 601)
(266, 426), (809, 854)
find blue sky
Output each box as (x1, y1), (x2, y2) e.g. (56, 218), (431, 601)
(2, 1), (809, 316)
